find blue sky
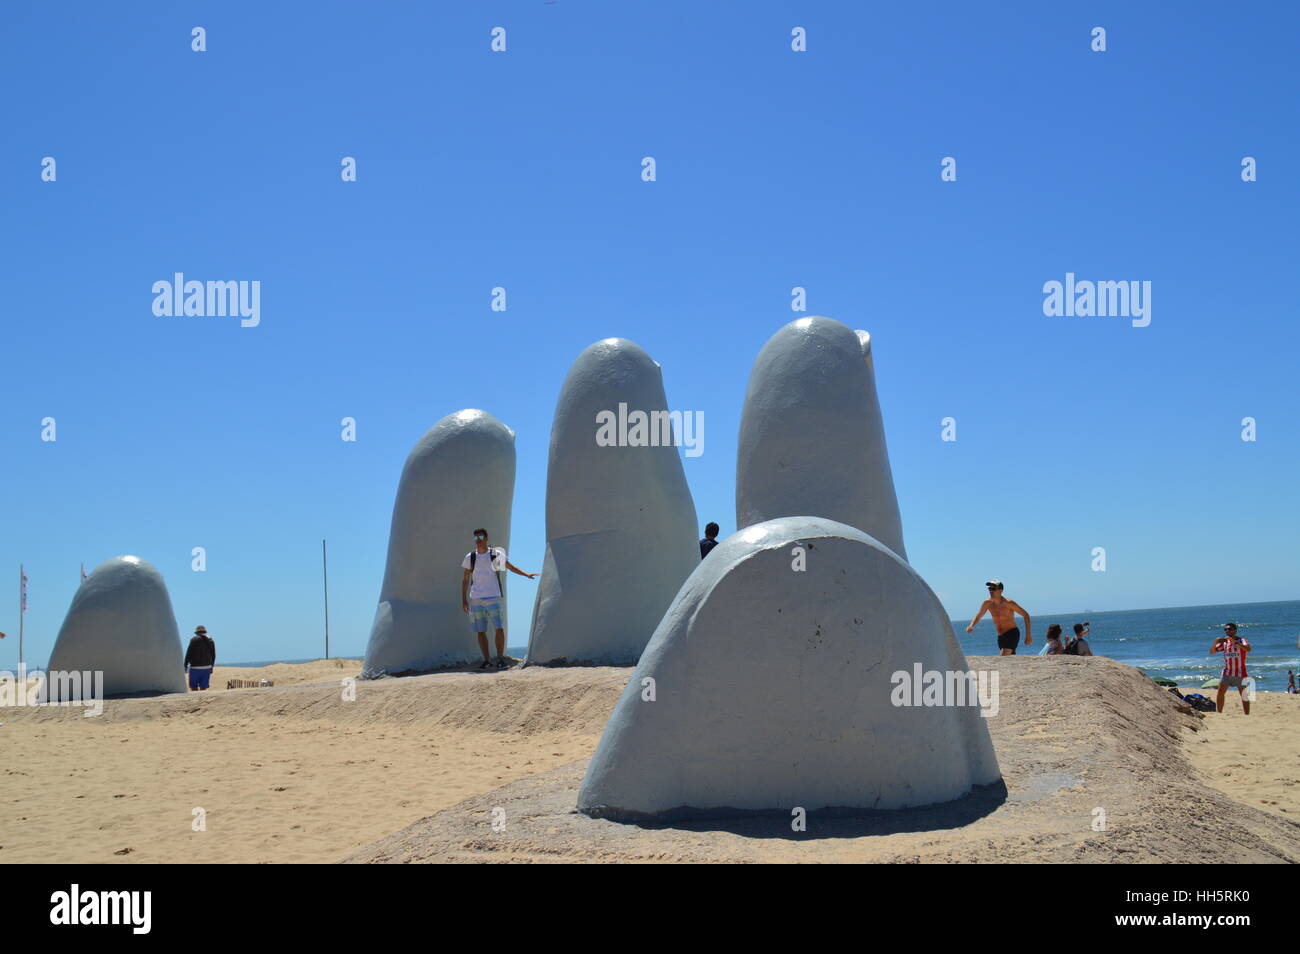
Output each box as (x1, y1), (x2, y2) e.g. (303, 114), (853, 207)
(3, 1), (1297, 667)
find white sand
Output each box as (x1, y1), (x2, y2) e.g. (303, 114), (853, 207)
(3, 656), (1297, 864)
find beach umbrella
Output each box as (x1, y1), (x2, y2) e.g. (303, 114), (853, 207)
(1200, 678), (1221, 689)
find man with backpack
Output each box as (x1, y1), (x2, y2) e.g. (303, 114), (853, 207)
(1063, 622), (1094, 656)
(460, 528), (538, 670)
(1212, 622), (1252, 715)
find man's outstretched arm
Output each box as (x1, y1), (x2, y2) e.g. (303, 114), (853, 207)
(966, 601), (990, 634)
(504, 561), (538, 580)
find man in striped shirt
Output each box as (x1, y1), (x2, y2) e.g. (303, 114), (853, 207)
(1212, 622), (1251, 715)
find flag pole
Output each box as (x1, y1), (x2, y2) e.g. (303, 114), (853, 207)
(321, 540), (330, 660)
(18, 564), (25, 670)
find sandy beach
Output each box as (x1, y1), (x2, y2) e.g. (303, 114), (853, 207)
(0, 660), (618, 864)
(2, 656), (1297, 864)
(1188, 690), (1300, 822)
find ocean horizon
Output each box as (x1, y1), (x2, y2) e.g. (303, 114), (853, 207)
(953, 598), (1300, 689)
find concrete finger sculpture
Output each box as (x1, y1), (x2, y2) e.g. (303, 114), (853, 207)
(525, 338), (699, 666)
(43, 556), (187, 699)
(736, 317), (907, 561)
(577, 517), (1001, 821)
(363, 409), (515, 675)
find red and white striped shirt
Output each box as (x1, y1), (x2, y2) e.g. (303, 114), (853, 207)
(1221, 638), (1249, 678)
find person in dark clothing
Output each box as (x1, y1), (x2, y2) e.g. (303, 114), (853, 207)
(699, 522), (721, 559)
(184, 625), (217, 691)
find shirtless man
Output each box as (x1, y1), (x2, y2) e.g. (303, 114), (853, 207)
(965, 580), (1032, 655)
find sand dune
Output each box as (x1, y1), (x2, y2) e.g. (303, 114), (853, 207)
(345, 658), (1300, 864)
(208, 658), (364, 691)
(3, 656), (1297, 864)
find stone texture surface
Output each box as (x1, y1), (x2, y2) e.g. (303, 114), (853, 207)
(576, 516), (999, 820)
(364, 409), (515, 675)
(736, 317), (906, 560)
(44, 555), (187, 698)
(526, 338), (698, 666)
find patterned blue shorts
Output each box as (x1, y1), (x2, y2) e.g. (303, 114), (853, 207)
(469, 597), (503, 633)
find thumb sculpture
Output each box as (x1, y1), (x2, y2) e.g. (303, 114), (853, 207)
(43, 556), (187, 699)
(525, 338), (699, 666)
(736, 316), (907, 561)
(363, 409), (515, 675)
(577, 517), (1001, 820)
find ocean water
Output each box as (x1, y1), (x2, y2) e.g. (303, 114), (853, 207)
(955, 600), (1300, 690)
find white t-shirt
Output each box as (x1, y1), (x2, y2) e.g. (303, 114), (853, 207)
(462, 547), (506, 599)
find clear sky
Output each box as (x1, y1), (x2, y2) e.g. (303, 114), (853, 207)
(3, 1), (1297, 668)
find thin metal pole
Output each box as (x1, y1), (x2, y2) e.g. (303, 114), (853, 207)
(18, 564), (25, 670)
(321, 540), (330, 660)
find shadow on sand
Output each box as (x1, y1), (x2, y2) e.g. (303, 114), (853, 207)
(588, 779), (1009, 841)
(360, 656), (523, 679)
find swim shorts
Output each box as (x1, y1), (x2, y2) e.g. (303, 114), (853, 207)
(1219, 675), (1247, 689)
(469, 597), (504, 633)
(997, 627), (1021, 652)
(188, 666), (212, 690)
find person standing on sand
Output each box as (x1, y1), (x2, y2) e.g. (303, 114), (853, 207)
(965, 580), (1032, 655)
(1212, 622), (1251, 715)
(699, 522), (721, 559)
(461, 528), (538, 670)
(184, 625), (216, 691)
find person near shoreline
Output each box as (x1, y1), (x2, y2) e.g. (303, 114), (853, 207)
(966, 580), (1032, 655)
(461, 528), (538, 670)
(1065, 623), (1094, 656)
(1211, 622), (1251, 715)
(1042, 623), (1065, 655)
(184, 625), (216, 691)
